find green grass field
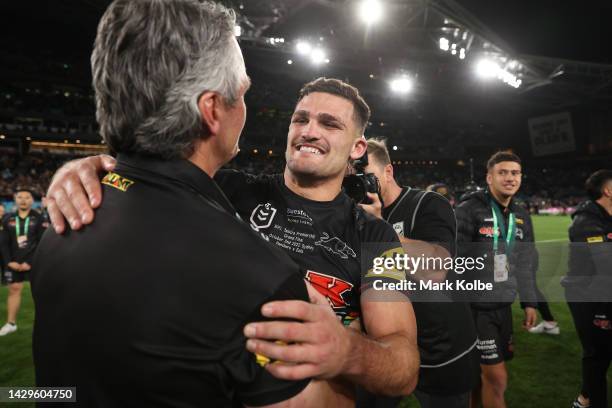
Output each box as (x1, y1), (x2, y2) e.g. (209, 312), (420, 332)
(0, 215), (609, 407)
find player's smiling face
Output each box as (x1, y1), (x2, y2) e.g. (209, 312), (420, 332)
(487, 161), (522, 198)
(285, 92), (362, 181)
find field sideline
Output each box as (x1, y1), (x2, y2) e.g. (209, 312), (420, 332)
(0, 215), (609, 407)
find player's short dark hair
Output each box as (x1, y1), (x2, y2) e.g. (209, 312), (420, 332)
(486, 151), (521, 171)
(366, 138), (391, 166)
(585, 169), (612, 200)
(14, 187), (34, 197)
(297, 77), (371, 135)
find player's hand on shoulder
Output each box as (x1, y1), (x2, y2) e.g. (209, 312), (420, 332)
(359, 192), (383, 219)
(47, 154), (116, 234)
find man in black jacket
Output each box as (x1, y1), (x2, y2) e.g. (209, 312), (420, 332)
(562, 169), (612, 408)
(0, 188), (45, 336)
(455, 151), (537, 408)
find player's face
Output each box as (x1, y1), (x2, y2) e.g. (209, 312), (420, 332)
(487, 161), (522, 198)
(15, 192), (33, 211)
(365, 155), (389, 196)
(286, 92), (362, 181)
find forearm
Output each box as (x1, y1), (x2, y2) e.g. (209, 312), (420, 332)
(341, 328), (418, 396)
(399, 236), (449, 282)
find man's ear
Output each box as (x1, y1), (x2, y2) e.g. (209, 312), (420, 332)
(486, 172), (492, 187)
(197, 91), (222, 137)
(385, 163), (394, 182)
(349, 136), (367, 161)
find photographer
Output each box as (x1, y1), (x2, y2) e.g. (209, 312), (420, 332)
(357, 138), (479, 408)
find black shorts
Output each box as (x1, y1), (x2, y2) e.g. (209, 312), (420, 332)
(2, 268), (29, 284)
(472, 306), (514, 365)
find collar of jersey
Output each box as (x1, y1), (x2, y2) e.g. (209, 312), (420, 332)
(276, 174), (347, 208)
(115, 153), (237, 215)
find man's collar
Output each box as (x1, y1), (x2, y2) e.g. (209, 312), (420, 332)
(115, 153), (237, 215)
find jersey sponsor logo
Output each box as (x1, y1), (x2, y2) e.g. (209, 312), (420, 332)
(8, 220), (16, 227)
(607, 233), (612, 240)
(102, 172), (135, 192)
(593, 317), (611, 330)
(587, 235), (604, 243)
(305, 270), (353, 308)
(393, 221), (404, 236)
(515, 218), (524, 225)
(315, 232), (356, 259)
(249, 203), (277, 231)
(286, 208), (313, 226)
(479, 226), (499, 237)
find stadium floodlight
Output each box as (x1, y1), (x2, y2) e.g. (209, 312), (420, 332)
(310, 48), (327, 64)
(390, 77), (413, 94)
(234, 25), (242, 37)
(392, 145), (398, 151)
(358, 0), (383, 25)
(287, 59), (293, 65)
(459, 48), (466, 60)
(296, 40), (312, 55)
(439, 37), (450, 51)
(476, 59), (500, 79)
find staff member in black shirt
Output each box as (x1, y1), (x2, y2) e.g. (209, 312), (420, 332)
(0, 188), (45, 336)
(31, 1), (314, 406)
(359, 138), (479, 408)
(45, 78), (420, 406)
(455, 151), (538, 408)
(562, 169), (612, 408)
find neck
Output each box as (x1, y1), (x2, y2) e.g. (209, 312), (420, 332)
(188, 144), (223, 178)
(489, 188), (512, 207)
(382, 180), (403, 209)
(283, 168), (342, 201)
(18, 209), (30, 218)
(595, 197), (612, 216)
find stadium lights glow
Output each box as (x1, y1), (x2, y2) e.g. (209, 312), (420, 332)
(234, 25), (242, 37)
(296, 41), (312, 55)
(392, 145), (398, 151)
(287, 59), (293, 65)
(358, 0), (383, 25)
(310, 48), (327, 64)
(459, 48), (466, 60)
(439, 37), (450, 51)
(390, 77), (413, 94)
(475, 58), (522, 88)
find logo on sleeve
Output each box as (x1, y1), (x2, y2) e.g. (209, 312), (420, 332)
(587, 235), (604, 243)
(515, 218), (524, 225)
(102, 172), (135, 192)
(315, 233), (356, 259)
(607, 233), (612, 241)
(305, 271), (353, 308)
(393, 221), (404, 236)
(249, 203), (277, 231)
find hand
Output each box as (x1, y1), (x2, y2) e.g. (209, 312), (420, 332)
(243, 282), (352, 380)
(7, 262), (22, 272)
(359, 192), (383, 219)
(20, 263), (31, 272)
(523, 307), (537, 330)
(47, 154), (116, 234)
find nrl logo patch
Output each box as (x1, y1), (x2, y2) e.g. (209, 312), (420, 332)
(249, 203), (277, 231)
(393, 221), (404, 236)
(102, 172), (135, 192)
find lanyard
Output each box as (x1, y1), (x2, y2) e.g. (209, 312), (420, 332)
(491, 201), (515, 255)
(15, 216), (30, 238)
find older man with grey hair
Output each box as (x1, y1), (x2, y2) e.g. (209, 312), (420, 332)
(31, 1), (318, 406)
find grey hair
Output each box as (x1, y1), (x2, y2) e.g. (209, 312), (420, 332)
(91, 0), (246, 159)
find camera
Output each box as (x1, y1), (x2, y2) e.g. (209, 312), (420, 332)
(342, 153), (382, 205)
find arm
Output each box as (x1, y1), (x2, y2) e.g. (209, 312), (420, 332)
(244, 284), (418, 396)
(514, 213), (538, 328)
(46, 154), (116, 233)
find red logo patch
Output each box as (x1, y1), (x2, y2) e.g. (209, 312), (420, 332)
(305, 271), (353, 309)
(607, 233), (612, 240)
(479, 227), (498, 237)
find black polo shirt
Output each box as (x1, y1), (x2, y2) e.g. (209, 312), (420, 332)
(31, 154), (310, 407)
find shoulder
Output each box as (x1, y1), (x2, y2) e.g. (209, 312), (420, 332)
(357, 207), (399, 243)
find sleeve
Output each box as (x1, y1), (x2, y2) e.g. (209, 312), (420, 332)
(410, 193), (456, 255)
(224, 271), (311, 406)
(214, 169), (252, 203)
(361, 218), (408, 290)
(515, 213), (538, 307)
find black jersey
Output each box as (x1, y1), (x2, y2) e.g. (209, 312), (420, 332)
(32, 155), (310, 407)
(216, 170), (406, 325)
